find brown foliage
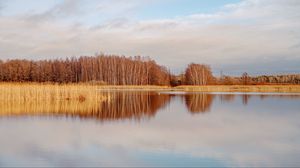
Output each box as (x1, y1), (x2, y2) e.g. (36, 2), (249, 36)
(216, 73), (300, 85)
(252, 74), (300, 84)
(1, 55), (299, 85)
(0, 55), (170, 85)
(185, 63), (214, 85)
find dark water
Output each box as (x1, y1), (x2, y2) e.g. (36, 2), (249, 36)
(0, 92), (300, 167)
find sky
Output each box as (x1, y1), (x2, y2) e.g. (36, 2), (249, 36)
(0, 0), (299, 75)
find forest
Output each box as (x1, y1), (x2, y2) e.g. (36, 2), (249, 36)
(0, 55), (170, 85)
(0, 54), (299, 85)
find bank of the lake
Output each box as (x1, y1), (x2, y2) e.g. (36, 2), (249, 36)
(0, 83), (300, 93)
(175, 85), (300, 93)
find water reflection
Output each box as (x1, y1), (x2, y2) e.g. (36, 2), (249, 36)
(184, 94), (215, 113)
(1, 92), (300, 120)
(242, 94), (250, 105)
(220, 94), (235, 103)
(0, 92), (171, 121)
(91, 92), (171, 121)
(0, 92), (300, 167)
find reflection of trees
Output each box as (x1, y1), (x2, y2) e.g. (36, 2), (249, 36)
(184, 94), (215, 113)
(259, 94), (300, 100)
(0, 92), (171, 121)
(220, 94), (300, 106)
(3, 90), (299, 120)
(219, 94), (236, 103)
(86, 92), (171, 121)
(242, 94), (251, 105)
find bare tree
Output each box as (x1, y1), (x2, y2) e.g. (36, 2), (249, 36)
(0, 55), (172, 85)
(185, 63), (214, 85)
(242, 72), (250, 85)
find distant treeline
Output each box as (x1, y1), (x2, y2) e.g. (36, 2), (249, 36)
(0, 55), (170, 85)
(172, 68), (300, 85)
(216, 73), (300, 85)
(0, 55), (299, 85)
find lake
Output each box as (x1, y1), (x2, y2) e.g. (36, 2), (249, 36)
(0, 91), (300, 167)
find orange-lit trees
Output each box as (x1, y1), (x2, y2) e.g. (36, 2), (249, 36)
(242, 72), (250, 85)
(185, 63), (214, 85)
(0, 55), (171, 85)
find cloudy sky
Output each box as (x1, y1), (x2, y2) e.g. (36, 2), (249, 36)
(0, 0), (299, 75)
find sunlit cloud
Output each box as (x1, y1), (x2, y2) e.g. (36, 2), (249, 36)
(0, 0), (299, 75)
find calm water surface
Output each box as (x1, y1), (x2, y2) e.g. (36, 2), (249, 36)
(0, 92), (300, 167)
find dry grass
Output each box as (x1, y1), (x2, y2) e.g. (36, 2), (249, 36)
(175, 85), (300, 93)
(0, 83), (171, 120)
(0, 83), (110, 116)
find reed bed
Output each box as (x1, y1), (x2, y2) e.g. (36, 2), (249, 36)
(0, 83), (110, 116)
(0, 83), (171, 120)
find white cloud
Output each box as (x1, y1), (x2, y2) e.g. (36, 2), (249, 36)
(22, 0), (83, 23)
(0, 0), (299, 74)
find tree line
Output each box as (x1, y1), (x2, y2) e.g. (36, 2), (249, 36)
(0, 55), (170, 85)
(173, 66), (300, 85)
(216, 73), (300, 85)
(0, 54), (299, 85)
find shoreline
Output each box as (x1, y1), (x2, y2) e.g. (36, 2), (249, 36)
(0, 83), (300, 93)
(174, 85), (300, 93)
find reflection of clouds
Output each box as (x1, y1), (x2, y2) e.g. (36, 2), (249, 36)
(0, 95), (300, 166)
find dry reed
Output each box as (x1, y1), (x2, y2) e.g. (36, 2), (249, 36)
(0, 83), (170, 120)
(0, 83), (109, 116)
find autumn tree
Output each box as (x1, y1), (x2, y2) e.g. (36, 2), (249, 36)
(242, 72), (250, 85)
(185, 63), (214, 85)
(0, 55), (172, 85)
